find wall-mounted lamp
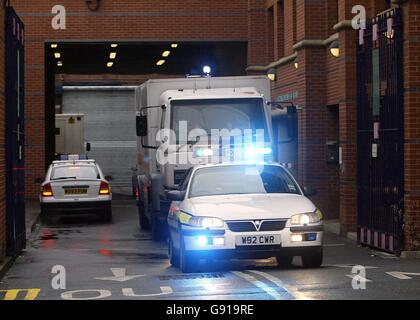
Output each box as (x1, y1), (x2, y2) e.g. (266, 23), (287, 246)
(267, 68), (276, 81)
(329, 40), (340, 58)
(85, 0), (101, 12)
(294, 56), (299, 69)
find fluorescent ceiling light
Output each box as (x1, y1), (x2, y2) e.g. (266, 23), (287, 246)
(109, 52), (117, 59)
(171, 43), (178, 48)
(162, 51), (170, 57)
(156, 60), (165, 66)
(54, 52), (61, 59)
(51, 44), (58, 49)
(107, 62), (114, 67)
(111, 44), (118, 48)
(57, 61), (63, 67)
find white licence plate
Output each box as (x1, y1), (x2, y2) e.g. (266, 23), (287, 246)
(235, 234), (281, 246)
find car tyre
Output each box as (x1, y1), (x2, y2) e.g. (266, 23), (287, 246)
(276, 253), (293, 268)
(102, 205), (113, 223)
(180, 237), (197, 273)
(168, 237), (180, 267)
(40, 206), (52, 225)
(301, 247), (323, 268)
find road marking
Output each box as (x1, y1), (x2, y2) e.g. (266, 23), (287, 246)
(248, 270), (308, 300)
(61, 289), (112, 300)
(386, 271), (420, 280)
(95, 268), (145, 282)
(232, 271), (285, 300)
(326, 264), (378, 269)
(346, 274), (372, 282)
(0, 288), (40, 300)
(122, 286), (173, 297)
(324, 243), (345, 247)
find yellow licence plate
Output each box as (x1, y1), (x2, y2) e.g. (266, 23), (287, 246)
(65, 188), (88, 195)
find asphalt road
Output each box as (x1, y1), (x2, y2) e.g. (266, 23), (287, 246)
(1, 200), (420, 300)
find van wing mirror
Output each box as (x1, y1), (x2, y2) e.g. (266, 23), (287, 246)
(136, 114), (148, 137)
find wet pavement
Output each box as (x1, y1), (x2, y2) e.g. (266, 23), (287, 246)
(1, 200), (420, 300)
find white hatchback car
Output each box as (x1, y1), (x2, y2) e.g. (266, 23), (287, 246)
(167, 162), (323, 273)
(40, 157), (112, 222)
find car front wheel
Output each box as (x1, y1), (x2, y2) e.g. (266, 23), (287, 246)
(276, 253), (293, 268)
(168, 237), (180, 267)
(180, 237), (197, 273)
(301, 247), (323, 268)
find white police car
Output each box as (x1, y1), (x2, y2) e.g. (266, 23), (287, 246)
(40, 155), (112, 222)
(167, 162), (323, 273)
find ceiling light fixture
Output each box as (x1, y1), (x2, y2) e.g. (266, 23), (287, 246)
(107, 62), (113, 67)
(162, 51), (170, 57)
(57, 61), (63, 67)
(111, 43), (118, 48)
(156, 60), (165, 66)
(109, 52), (117, 59)
(171, 43), (178, 48)
(51, 44), (58, 49)
(54, 52), (61, 59)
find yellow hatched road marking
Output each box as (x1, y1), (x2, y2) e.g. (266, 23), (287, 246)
(0, 288), (41, 300)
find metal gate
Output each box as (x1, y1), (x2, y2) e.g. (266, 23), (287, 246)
(5, 7), (25, 256)
(357, 8), (404, 253)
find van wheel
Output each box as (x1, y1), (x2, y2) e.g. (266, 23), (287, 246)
(168, 237), (180, 267)
(138, 203), (150, 230)
(302, 247), (323, 268)
(180, 237), (197, 273)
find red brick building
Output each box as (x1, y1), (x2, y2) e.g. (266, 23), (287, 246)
(1, 0), (420, 261)
(247, 0), (420, 253)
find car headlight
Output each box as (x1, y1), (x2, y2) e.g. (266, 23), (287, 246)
(290, 210), (322, 225)
(188, 217), (224, 228)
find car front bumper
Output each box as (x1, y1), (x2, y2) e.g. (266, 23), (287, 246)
(181, 224), (323, 258)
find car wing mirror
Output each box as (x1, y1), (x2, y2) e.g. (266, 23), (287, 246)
(167, 190), (186, 201)
(303, 186), (317, 197)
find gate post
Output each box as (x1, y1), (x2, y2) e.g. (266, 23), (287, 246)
(0, 3), (6, 261)
(5, 6), (25, 257)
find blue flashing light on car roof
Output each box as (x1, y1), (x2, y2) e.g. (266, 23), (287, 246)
(244, 146), (272, 158)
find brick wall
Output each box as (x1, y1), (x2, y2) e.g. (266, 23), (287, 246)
(403, 0), (420, 251)
(269, 0), (341, 219)
(8, 0), (264, 198)
(0, 6), (6, 261)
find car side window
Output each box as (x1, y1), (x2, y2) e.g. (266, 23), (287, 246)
(178, 168), (192, 191)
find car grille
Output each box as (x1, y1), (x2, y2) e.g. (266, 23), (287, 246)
(227, 220), (287, 232)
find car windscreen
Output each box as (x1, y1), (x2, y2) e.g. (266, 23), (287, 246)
(188, 165), (300, 198)
(51, 165), (99, 180)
